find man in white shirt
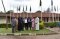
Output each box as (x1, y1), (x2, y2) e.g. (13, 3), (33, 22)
(35, 17), (39, 30)
(24, 17), (28, 30)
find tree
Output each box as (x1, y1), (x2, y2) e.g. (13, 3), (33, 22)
(6, 10), (14, 14)
(46, 7), (50, 12)
(0, 11), (3, 13)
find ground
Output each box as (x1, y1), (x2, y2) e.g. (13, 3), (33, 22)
(0, 34), (60, 39)
(0, 28), (56, 35)
(0, 27), (60, 39)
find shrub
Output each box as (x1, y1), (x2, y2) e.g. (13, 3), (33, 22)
(39, 21), (45, 29)
(45, 22), (57, 28)
(0, 24), (11, 28)
(56, 22), (60, 27)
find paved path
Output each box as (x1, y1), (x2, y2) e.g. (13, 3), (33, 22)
(46, 27), (60, 33)
(0, 34), (60, 39)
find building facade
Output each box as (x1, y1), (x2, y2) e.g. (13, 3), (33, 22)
(0, 11), (60, 24)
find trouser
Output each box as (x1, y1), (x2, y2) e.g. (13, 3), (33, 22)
(28, 22), (32, 30)
(18, 23), (24, 31)
(21, 23), (24, 31)
(15, 24), (18, 32)
(25, 23), (28, 30)
(12, 26), (15, 33)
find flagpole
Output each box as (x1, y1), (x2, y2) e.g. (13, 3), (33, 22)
(54, 6), (56, 22)
(51, 6), (54, 22)
(17, 6), (18, 19)
(54, 6), (57, 22)
(55, 13), (56, 22)
(23, 6), (25, 18)
(30, 6), (32, 18)
(26, 5), (28, 18)
(10, 5), (11, 24)
(13, 5), (14, 18)
(20, 6), (21, 17)
(1, 0), (8, 29)
(40, 0), (42, 21)
(49, 13), (50, 22)
(39, 0), (42, 21)
(48, 10), (50, 22)
(57, 6), (59, 22)
(51, 0), (54, 22)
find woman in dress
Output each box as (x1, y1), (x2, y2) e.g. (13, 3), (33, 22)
(32, 17), (35, 30)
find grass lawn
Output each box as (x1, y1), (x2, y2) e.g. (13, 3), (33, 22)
(0, 28), (56, 34)
(0, 28), (12, 33)
(16, 29), (54, 34)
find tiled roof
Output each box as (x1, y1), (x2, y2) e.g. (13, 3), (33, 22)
(0, 11), (60, 17)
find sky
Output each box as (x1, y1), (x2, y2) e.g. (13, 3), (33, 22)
(0, 0), (60, 13)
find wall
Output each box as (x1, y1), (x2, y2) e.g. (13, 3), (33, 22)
(0, 17), (6, 24)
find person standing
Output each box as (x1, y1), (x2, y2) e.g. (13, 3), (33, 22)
(32, 17), (35, 30)
(21, 17), (24, 31)
(24, 17), (28, 30)
(15, 17), (18, 32)
(35, 17), (39, 30)
(18, 17), (21, 31)
(11, 17), (16, 33)
(18, 17), (24, 31)
(27, 17), (32, 30)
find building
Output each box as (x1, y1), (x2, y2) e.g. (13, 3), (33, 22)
(0, 11), (60, 24)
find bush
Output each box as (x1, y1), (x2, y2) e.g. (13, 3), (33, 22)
(56, 22), (60, 27)
(45, 22), (57, 28)
(39, 21), (45, 29)
(0, 24), (11, 28)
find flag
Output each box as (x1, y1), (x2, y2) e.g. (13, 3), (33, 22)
(57, 6), (58, 12)
(26, 6), (27, 11)
(40, 0), (42, 6)
(51, 0), (53, 11)
(30, 6), (31, 12)
(17, 6), (20, 11)
(23, 6), (24, 11)
(54, 6), (56, 11)
(51, 0), (53, 6)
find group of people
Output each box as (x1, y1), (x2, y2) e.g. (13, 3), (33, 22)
(11, 16), (39, 33)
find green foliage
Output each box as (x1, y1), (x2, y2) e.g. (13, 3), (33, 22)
(0, 24), (11, 28)
(45, 22), (57, 28)
(39, 21), (45, 29)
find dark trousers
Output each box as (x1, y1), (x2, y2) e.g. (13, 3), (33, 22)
(25, 23), (28, 30)
(18, 23), (24, 31)
(21, 23), (24, 31)
(12, 26), (15, 33)
(28, 22), (32, 30)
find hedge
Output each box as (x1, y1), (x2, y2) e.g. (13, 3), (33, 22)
(0, 24), (11, 28)
(44, 22), (58, 28)
(0, 22), (60, 28)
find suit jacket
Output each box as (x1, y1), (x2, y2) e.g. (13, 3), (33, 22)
(11, 18), (16, 26)
(27, 17), (31, 23)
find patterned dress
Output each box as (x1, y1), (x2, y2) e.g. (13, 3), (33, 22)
(32, 18), (35, 30)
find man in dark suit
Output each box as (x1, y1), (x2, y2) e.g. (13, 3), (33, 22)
(27, 17), (32, 30)
(18, 17), (24, 31)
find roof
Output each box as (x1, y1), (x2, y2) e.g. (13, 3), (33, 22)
(0, 11), (60, 17)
